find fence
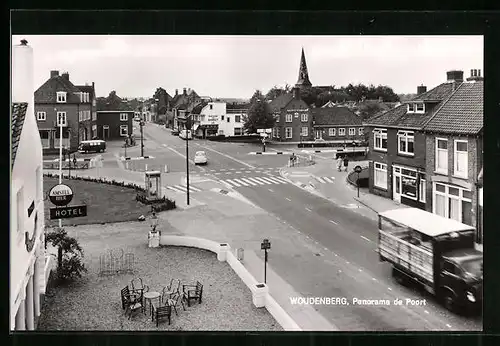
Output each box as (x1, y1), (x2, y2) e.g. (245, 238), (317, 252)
(98, 248), (135, 276)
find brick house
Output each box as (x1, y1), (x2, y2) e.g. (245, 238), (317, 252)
(270, 88), (312, 142)
(96, 91), (134, 140)
(363, 71), (461, 210)
(422, 71), (483, 243)
(310, 107), (364, 144)
(35, 70), (95, 154)
(75, 83), (97, 141)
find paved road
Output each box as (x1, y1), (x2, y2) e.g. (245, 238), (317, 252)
(121, 123), (482, 331)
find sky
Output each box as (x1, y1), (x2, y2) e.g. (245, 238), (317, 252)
(12, 35), (483, 99)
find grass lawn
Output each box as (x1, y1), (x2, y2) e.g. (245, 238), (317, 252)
(44, 177), (151, 227)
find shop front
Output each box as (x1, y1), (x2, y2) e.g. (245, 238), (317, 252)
(392, 164), (426, 210)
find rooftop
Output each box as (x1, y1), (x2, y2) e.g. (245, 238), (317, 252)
(423, 81), (483, 135)
(311, 107), (362, 126)
(11, 102), (28, 168)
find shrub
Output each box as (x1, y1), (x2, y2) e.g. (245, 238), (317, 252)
(43, 173), (147, 192)
(136, 193), (176, 211)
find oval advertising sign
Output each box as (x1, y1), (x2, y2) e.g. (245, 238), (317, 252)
(49, 184), (74, 206)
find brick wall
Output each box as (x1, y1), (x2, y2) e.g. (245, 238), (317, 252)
(35, 103), (80, 152)
(276, 98), (311, 141)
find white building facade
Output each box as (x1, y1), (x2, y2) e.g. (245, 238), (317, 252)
(196, 102), (247, 137)
(11, 40), (50, 331)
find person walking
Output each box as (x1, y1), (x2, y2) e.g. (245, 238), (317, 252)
(343, 156), (349, 172)
(336, 155), (343, 172)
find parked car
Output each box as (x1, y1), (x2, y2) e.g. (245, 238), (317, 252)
(78, 140), (106, 153)
(179, 130), (192, 140)
(194, 151), (207, 165)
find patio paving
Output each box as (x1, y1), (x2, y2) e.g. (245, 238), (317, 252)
(37, 221), (282, 331)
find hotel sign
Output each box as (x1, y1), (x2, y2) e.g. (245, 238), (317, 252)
(50, 205), (87, 220)
(49, 184), (73, 206)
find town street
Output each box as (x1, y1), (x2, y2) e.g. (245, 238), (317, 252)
(111, 123), (482, 331)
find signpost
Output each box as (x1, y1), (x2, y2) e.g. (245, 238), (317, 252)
(261, 239), (271, 284)
(49, 184), (74, 206)
(50, 205), (87, 220)
(354, 165), (362, 198)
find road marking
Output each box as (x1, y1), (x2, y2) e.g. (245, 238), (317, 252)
(316, 176), (326, 183)
(267, 176), (287, 184)
(220, 169), (226, 171)
(162, 144), (167, 147)
(372, 278), (376, 281)
(329, 220), (338, 225)
(261, 176), (282, 184)
(198, 144), (256, 168)
(235, 171), (242, 173)
(360, 236), (372, 242)
(358, 269), (362, 272)
(424, 310), (429, 314)
(285, 197), (291, 201)
(446, 324), (452, 328)
(323, 177), (334, 183)
(230, 168), (236, 170)
(210, 169), (216, 172)
(225, 179), (241, 187)
(333, 253), (338, 256)
(275, 177), (290, 183)
(246, 177), (264, 185)
(338, 270), (342, 273)
(225, 172), (232, 175)
(305, 207), (312, 212)
(233, 178), (249, 186)
(388, 287), (392, 291)
(241, 178), (258, 186)
(268, 188), (274, 192)
(166, 147), (206, 172)
(253, 177), (272, 185)
(346, 261), (350, 264)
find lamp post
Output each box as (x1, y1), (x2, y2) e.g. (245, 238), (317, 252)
(140, 120), (145, 157)
(354, 165), (362, 198)
(184, 112), (192, 206)
(57, 108), (63, 229)
(261, 239), (271, 284)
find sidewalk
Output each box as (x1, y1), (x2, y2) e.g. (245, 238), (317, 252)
(280, 158), (406, 222)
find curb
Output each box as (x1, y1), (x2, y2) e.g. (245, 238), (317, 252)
(352, 196), (379, 214)
(250, 151), (292, 155)
(121, 156), (155, 161)
(159, 236), (301, 331)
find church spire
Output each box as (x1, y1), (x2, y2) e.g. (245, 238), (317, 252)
(296, 47), (312, 88)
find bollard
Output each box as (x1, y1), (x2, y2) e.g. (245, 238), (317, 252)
(237, 248), (244, 261)
(125, 162), (129, 169)
(164, 164), (168, 173)
(145, 163), (148, 171)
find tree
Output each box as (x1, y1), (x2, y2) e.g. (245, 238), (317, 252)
(243, 90), (274, 134)
(265, 84), (291, 101)
(46, 227), (87, 283)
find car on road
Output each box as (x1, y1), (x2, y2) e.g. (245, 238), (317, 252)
(78, 140), (106, 153)
(179, 130), (192, 140)
(194, 151), (207, 165)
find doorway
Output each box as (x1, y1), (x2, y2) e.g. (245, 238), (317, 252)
(315, 129), (323, 140)
(393, 166), (401, 203)
(103, 125), (109, 139)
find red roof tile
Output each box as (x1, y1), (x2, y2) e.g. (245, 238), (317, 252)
(311, 107), (362, 126)
(11, 102), (28, 168)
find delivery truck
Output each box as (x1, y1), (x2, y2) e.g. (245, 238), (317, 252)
(378, 208), (482, 313)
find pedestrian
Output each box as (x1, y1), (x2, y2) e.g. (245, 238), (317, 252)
(343, 156), (349, 172)
(336, 155), (343, 172)
(291, 153), (297, 167)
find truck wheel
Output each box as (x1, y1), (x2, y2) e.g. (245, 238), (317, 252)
(443, 291), (455, 312)
(392, 268), (407, 286)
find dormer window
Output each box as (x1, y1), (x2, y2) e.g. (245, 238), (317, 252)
(57, 92), (67, 103)
(407, 102), (425, 114)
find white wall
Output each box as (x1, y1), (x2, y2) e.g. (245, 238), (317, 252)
(11, 42), (45, 309)
(199, 102), (226, 125)
(219, 111), (246, 136)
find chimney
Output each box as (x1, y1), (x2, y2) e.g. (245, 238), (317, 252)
(175, 89), (178, 96)
(92, 82), (95, 90)
(61, 72), (69, 81)
(13, 39), (34, 107)
(50, 70), (59, 78)
(446, 70), (464, 83)
(417, 85), (427, 95)
(292, 87), (301, 100)
(183, 88), (187, 96)
(466, 68), (484, 82)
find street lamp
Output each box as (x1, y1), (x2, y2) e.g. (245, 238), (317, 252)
(354, 165), (362, 198)
(150, 207), (159, 233)
(139, 120), (145, 157)
(179, 111), (192, 205)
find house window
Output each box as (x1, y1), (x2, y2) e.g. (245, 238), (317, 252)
(398, 130), (415, 156)
(349, 128), (356, 136)
(36, 166), (42, 203)
(301, 127), (308, 137)
(221, 115), (224, 121)
(400, 168), (418, 200)
(419, 178), (426, 203)
(373, 128), (388, 151)
(275, 113), (280, 122)
(436, 138), (448, 174)
(374, 162), (388, 189)
(454, 140), (468, 178)
(407, 103), (415, 113)
(235, 115), (241, 123)
(285, 127), (292, 139)
(39, 130), (50, 148)
(92, 112), (97, 121)
(210, 105), (213, 110)
(273, 127), (281, 139)
(286, 113), (292, 122)
(227, 117), (230, 123)
(120, 113), (128, 121)
(37, 111), (46, 121)
(92, 125), (97, 138)
(338, 128), (346, 136)
(329, 128), (335, 136)
(56, 92), (67, 103)
(301, 113), (308, 122)
(359, 127), (363, 135)
(56, 112), (67, 126)
(17, 186), (24, 239)
(234, 128), (243, 136)
(433, 183), (473, 225)
(415, 103), (425, 113)
(120, 125), (128, 137)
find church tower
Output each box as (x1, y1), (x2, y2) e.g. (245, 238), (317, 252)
(295, 47), (312, 89)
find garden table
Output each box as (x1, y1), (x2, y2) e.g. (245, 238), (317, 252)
(143, 291), (161, 316)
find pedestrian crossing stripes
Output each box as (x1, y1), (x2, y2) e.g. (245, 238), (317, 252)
(314, 176), (336, 183)
(220, 175), (290, 188)
(165, 184), (202, 194)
